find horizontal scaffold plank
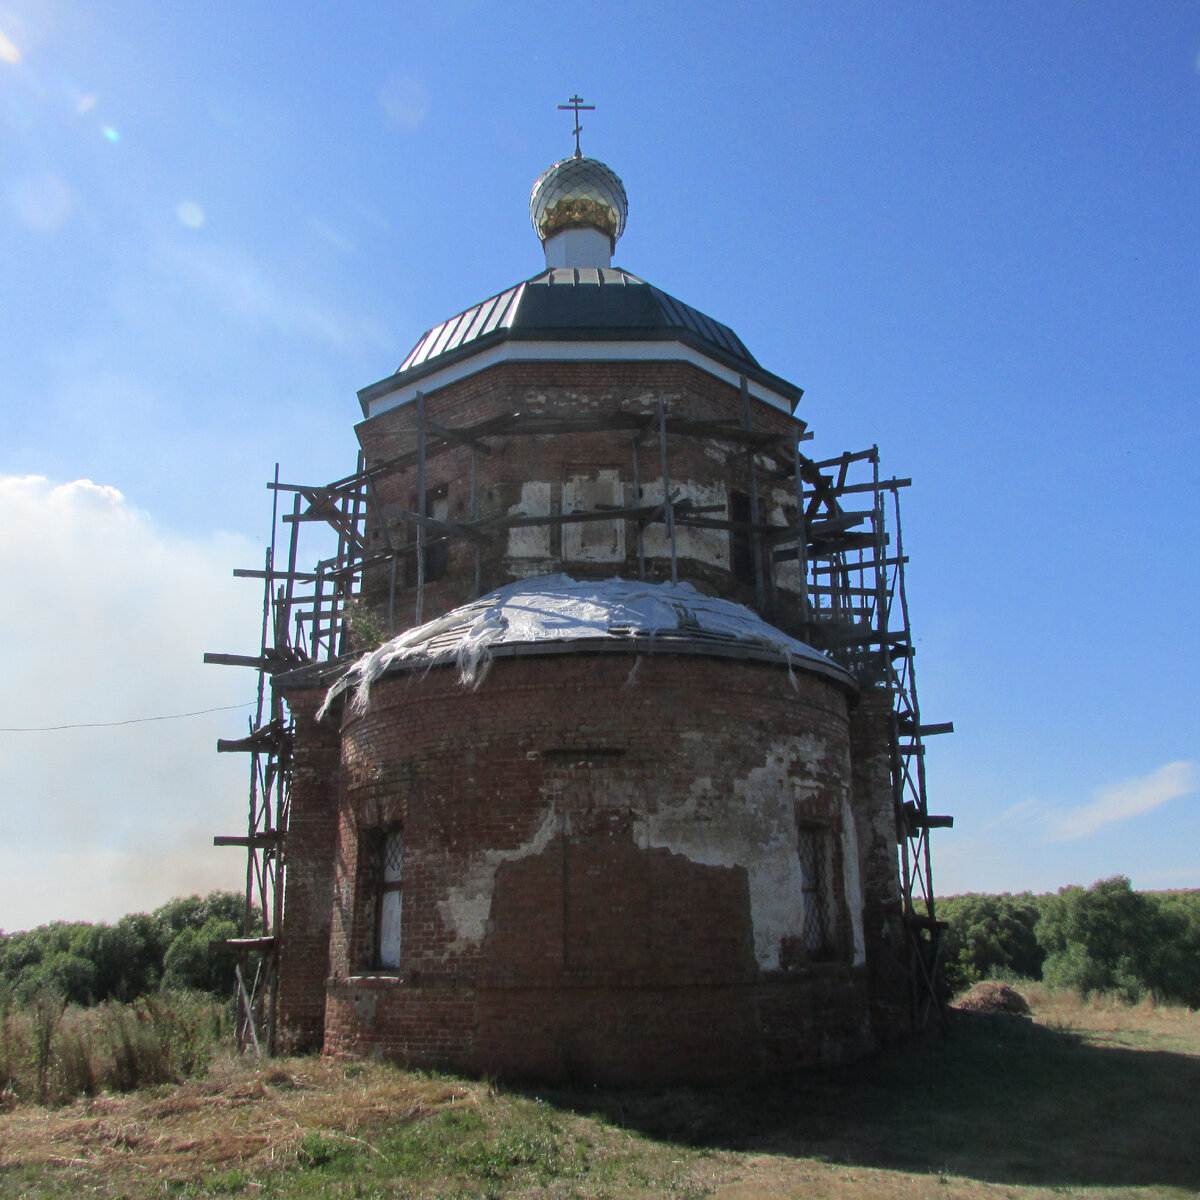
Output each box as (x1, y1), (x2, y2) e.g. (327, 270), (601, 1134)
(903, 803), (954, 831)
(381, 505), (491, 544)
(233, 568), (321, 582)
(823, 477), (912, 496)
(906, 915), (951, 932)
(203, 648), (308, 673)
(419, 418), (493, 454)
(898, 720), (955, 737)
(812, 448), (879, 471)
(213, 833), (282, 849)
(811, 555), (908, 576)
(221, 937), (276, 951)
(217, 721), (285, 755)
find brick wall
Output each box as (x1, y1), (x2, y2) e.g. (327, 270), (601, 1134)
(350, 360), (810, 644)
(849, 688), (912, 1040)
(274, 692), (342, 1052)
(284, 649), (904, 1082)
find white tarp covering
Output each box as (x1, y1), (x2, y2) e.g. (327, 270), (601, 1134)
(318, 575), (842, 719)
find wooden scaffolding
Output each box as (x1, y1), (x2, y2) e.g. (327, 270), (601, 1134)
(207, 387), (952, 1051)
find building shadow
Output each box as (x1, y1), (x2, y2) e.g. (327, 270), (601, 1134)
(531, 1009), (1200, 1191)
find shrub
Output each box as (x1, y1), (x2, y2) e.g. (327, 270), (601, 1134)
(938, 892), (1044, 995)
(0, 891), (258, 1008)
(1036, 876), (1197, 1006)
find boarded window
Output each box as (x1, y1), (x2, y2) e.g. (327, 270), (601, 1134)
(562, 469), (624, 562)
(377, 828), (403, 969)
(506, 481), (552, 558)
(797, 825), (835, 961)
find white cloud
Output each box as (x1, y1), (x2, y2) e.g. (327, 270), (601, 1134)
(1049, 761), (1199, 842)
(378, 76), (429, 129)
(158, 238), (391, 354)
(983, 795), (1039, 830)
(0, 476), (262, 930)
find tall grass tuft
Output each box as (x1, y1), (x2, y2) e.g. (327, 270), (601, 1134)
(0, 980), (17, 1093)
(1, 990), (231, 1106)
(29, 982), (66, 1104)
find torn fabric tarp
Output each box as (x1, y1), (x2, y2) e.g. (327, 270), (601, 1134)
(317, 575), (842, 719)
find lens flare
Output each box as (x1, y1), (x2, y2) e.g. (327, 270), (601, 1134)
(102, 126), (119, 143)
(0, 29), (20, 65)
(176, 200), (205, 228)
(76, 94), (97, 115)
(9, 173), (73, 232)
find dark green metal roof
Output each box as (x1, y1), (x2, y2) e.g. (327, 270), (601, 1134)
(361, 267), (801, 406)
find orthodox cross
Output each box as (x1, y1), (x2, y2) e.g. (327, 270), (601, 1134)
(557, 94), (594, 157)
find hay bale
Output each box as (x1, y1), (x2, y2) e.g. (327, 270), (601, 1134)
(955, 981), (1031, 1016)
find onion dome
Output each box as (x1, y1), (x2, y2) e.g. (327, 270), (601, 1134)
(529, 156), (628, 250)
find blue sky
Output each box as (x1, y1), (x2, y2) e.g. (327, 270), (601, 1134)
(1, 1), (1197, 929)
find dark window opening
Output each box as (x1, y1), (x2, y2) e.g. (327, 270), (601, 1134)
(730, 490), (754, 583)
(406, 484), (449, 585)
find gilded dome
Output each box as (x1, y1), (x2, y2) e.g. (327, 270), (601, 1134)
(529, 156), (628, 247)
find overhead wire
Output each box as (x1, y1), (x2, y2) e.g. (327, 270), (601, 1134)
(0, 702), (255, 733)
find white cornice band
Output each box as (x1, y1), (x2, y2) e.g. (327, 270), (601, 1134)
(360, 340), (800, 421)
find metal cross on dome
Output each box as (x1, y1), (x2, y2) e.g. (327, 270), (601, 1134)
(557, 94), (595, 157)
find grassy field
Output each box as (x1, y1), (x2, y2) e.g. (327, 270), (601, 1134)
(1, 985), (1197, 1199)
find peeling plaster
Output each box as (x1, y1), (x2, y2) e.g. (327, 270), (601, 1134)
(769, 486), (804, 594)
(436, 805), (559, 947)
(563, 471), (625, 562)
(632, 735), (851, 970)
(641, 479), (728, 568)
(839, 794), (867, 964)
(507, 481), (552, 558)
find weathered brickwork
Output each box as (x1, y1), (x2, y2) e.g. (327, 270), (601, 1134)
(275, 694), (342, 1052)
(274, 649), (908, 1082)
(352, 361), (809, 643)
(848, 688), (911, 1041)
(268, 320), (918, 1082)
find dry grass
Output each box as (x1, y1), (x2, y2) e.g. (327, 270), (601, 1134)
(1, 987), (1198, 1199)
(0, 1057), (464, 1185)
(1022, 981), (1200, 1054)
(0, 1054), (730, 1198)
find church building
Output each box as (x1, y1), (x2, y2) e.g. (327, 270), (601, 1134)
(228, 108), (947, 1084)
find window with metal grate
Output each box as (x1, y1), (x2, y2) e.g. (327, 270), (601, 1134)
(377, 828), (404, 969)
(797, 825), (835, 961)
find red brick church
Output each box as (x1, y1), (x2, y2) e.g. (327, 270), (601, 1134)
(238, 120), (947, 1083)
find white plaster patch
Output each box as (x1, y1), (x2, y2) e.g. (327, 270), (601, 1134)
(507, 481), (551, 558)
(437, 805), (559, 948)
(839, 794), (867, 965)
(633, 734), (843, 970)
(769, 486), (804, 594)
(640, 479), (729, 568)
(562, 470), (624, 562)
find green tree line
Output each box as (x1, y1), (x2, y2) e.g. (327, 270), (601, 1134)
(0, 891), (259, 1006)
(939, 876), (1200, 1006)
